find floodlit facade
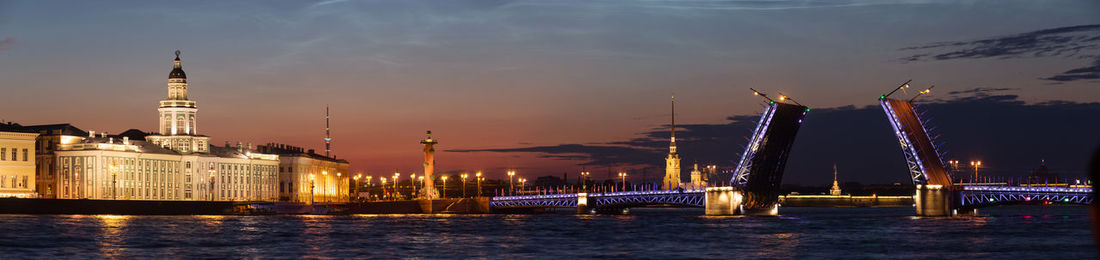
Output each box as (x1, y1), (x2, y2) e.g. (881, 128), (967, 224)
(259, 143), (350, 204)
(0, 125), (39, 198)
(46, 51), (280, 201)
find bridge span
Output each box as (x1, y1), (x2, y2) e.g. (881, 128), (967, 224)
(492, 92), (806, 216)
(880, 82), (1092, 216)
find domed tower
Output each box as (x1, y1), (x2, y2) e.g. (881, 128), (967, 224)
(147, 50), (210, 153)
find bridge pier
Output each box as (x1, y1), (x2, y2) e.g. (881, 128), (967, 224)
(914, 184), (953, 216)
(576, 193), (591, 214)
(705, 187), (742, 216)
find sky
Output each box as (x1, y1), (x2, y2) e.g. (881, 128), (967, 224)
(1, 0), (1098, 185)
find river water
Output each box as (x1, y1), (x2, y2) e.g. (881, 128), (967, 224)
(0, 206), (1094, 259)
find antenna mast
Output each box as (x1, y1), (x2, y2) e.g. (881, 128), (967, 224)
(325, 105), (332, 157)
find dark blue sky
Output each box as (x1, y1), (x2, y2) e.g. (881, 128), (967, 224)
(0, 0), (1097, 183)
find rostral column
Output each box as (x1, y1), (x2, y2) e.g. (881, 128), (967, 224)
(420, 131), (439, 199)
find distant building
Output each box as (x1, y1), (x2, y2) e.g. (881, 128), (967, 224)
(829, 164), (842, 196)
(257, 143), (350, 204)
(0, 123), (39, 198)
(45, 51), (280, 201)
(1026, 160), (1059, 184)
(689, 164), (705, 189)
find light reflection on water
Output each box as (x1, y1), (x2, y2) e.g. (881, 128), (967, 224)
(0, 206), (1094, 258)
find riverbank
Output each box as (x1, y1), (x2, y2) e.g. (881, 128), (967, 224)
(778, 194), (913, 207)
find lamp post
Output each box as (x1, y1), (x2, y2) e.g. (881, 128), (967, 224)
(309, 173), (316, 205)
(519, 178), (526, 193)
(476, 171), (483, 197)
(208, 167), (216, 201)
(110, 163), (118, 200)
(619, 172), (627, 191)
(418, 176), (425, 197)
(393, 172), (400, 199)
(354, 174), (361, 202)
(581, 171), (590, 192)
(970, 160), (982, 184)
(411, 173), (417, 194)
(507, 170), (516, 195)
(461, 173), (468, 198)
(380, 177), (387, 200)
(366, 176), (373, 201)
(441, 176), (448, 199)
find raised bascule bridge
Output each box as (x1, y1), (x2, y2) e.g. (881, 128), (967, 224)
(491, 91), (809, 215)
(879, 81), (1092, 216)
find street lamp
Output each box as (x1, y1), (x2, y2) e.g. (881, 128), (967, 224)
(475, 171), (483, 197)
(619, 172), (627, 191)
(441, 176), (448, 199)
(507, 170), (516, 195)
(366, 176), (373, 201)
(380, 177), (388, 200)
(110, 163), (119, 200)
(418, 176), (425, 197)
(970, 160), (982, 183)
(411, 173), (417, 192)
(580, 171), (590, 191)
(461, 173), (468, 198)
(354, 174), (361, 202)
(393, 172), (400, 199)
(519, 178), (526, 193)
(208, 167), (216, 201)
(309, 173), (316, 204)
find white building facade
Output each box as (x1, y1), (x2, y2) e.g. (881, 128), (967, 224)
(0, 126), (39, 198)
(50, 51), (279, 201)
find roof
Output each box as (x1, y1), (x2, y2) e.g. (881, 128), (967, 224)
(21, 123), (88, 136)
(0, 122), (36, 133)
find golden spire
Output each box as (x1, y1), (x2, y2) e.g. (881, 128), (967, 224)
(669, 94), (676, 154)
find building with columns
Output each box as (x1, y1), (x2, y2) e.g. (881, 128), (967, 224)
(257, 143), (350, 204)
(0, 123), (39, 198)
(41, 51), (280, 201)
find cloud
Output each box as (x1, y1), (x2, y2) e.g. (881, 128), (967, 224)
(900, 24), (1100, 61)
(946, 87), (1019, 96)
(899, 24), (1100, 83)
(0, 37), (13, 52)
(1043, 58), (1100, 82)
(449, 94), (1100, 185)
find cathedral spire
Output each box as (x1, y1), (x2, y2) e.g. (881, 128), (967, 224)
(669, 94), (676, 154)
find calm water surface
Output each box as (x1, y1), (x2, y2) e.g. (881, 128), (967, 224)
(0, 206), (1094, 259)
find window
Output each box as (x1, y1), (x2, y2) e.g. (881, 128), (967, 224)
(11, 148), (16, 161)
(22, 149), (28, 161)
(1, 148), (5, 160)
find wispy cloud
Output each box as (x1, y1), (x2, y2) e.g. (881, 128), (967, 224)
(0, 37), (13, 52)
(1044, 58), (1100, 82)
(899, 24), (1100, 83)
(900, 24), (1100, 62)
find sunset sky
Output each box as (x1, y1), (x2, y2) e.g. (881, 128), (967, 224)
(1, 1), (1097, 185)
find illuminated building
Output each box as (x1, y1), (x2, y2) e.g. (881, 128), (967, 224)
(689, 163), (705, 189)
(257, 143), (349, 204)
(19, 123), (87, 198)
(829, 164), (842, 196)
(663, 96), (681, 190)
(0, 123), (39, 198)
(45, 51), (279, 201)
